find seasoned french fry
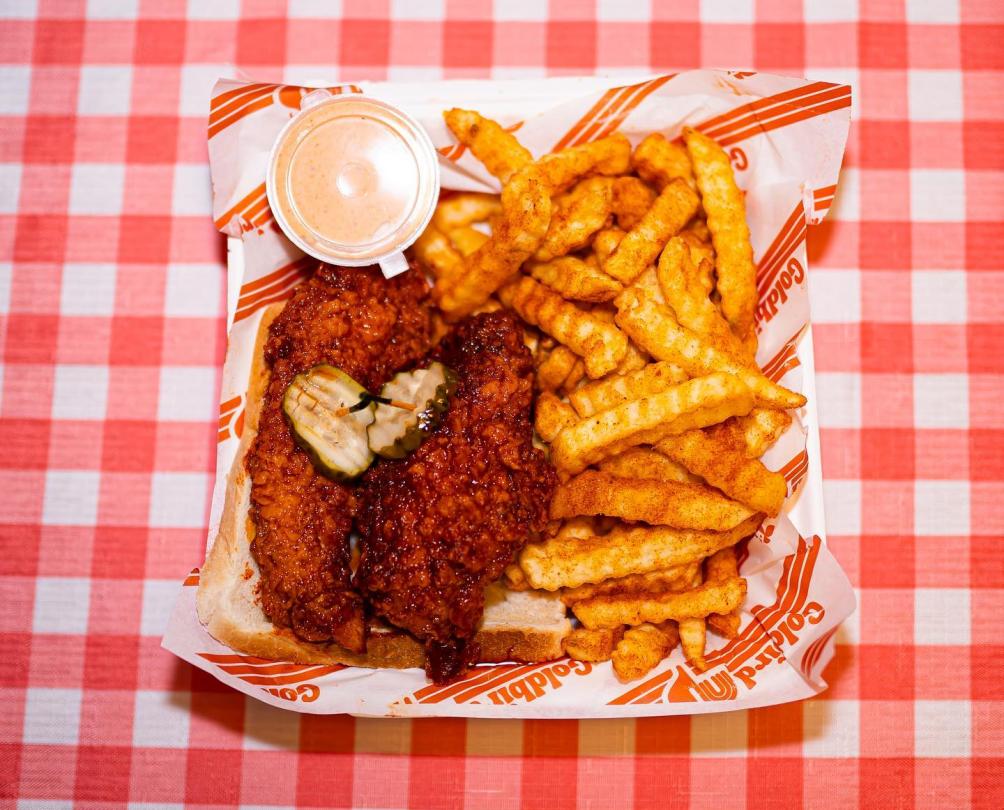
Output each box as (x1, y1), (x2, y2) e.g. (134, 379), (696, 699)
(448, 225), (490, 257)
(503, 563), (530, 591)
(614, 340), (650, 374)
(678, 617), (708, 671)
(685, 218), (711, 243)
(444, 109), (532, 183)
(412, 224), (463, 281)
(598, 447), (697, 483)
(705, 545), (741, 639)
(705, 544), (738, 582)
(632, 132), (695, 190)
(519, 513), (762, 590)
(612, 176), (657, 230)
(684, 128), (757, 341)
(534, 177), (615, 262)
(537, 133), (632, 192)
(436, 165), (552, 318)
(657, 237), (745, 359)
(612, 622), (680, 682)
(592, 227), (625, 264)
(433, 192), (502, 232)
(563, 626), (624, 662)
(569, 360), (688, 417)
(560, 358), (586, 394)
(550, 373), (754, 474)
(549, 470), (756, 530)
(574, 577), (747, 629)
(656, 426), (788, 515)
(613, 266), (664, 311)
(528, 256), (623, 303)
(739, 407), (793, 457)
(707, 611), (741, 639)
(534, 391), (579, 443)
(498, 275), (628, 378)
(561, 563), (700, 604)
(615, 289), (806, 409)
(536, 344), (580, 392)
(603, 179), (701, 285)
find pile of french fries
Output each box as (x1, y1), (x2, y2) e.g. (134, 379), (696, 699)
(415, 110), (806, 682)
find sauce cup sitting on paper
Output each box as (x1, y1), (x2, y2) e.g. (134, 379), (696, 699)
(266, 90), (440, 277)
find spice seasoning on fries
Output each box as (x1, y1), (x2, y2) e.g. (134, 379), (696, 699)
(413, 108), (810, 681)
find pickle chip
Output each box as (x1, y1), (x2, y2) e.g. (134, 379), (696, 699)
(368, 362), (456, 459)
(283, 365), (375, 480)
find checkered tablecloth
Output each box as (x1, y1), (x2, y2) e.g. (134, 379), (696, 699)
(1, 1), (1000, 808)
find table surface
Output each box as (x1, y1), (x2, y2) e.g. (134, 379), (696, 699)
(1, 2), (1001, 809)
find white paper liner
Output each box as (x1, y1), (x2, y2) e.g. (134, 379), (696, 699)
(164, 70), (855, 717)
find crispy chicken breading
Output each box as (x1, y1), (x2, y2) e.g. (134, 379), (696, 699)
(356, 310), (557, 682)
(246, 263), (432, 652)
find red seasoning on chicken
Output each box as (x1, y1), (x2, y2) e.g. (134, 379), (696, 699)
(356, 310), (557, 682)
(246, 263), (432, 652)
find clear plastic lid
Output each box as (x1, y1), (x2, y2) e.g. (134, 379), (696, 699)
(267, 92), (440, 272)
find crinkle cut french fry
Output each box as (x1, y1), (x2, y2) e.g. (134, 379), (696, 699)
(519, 513), (762, 590)
(536, 345), (579, 392)
(739, 408), (793, 457)
(573, 577), (747, 629)
(444, 109), (532, 183)
(684, 218), (711, 243)
(612, 176), (657, 230)
(561, 359), (586, 394)
(433, 192), (502, 232)
(657, 237), (745, 360)
(528, 256), (623, 303)
(412, 224), (463, 282)
(498, 275), (628, 379)
(549, 470), (756, 530)
(534, 391), (579, 443)
(534, 177), (615, 262)
(550, 372), (753, 474)
(705, 545), (741, 639)
(592, 227), (625, 264)
(613, 266), (665, 311)
(656, 426), (788, 516)
(536, 133), (632, 192)
(614, 340), (650, 374)
(612, 622), (680, 682)
(561, 563), (700, 604)
(563, 626), (624, 662)
(615, 289), (806, 410)
(435, 165), (552, 318)
(707, 611), (741, 639)
(678, 616), (708, 671)
(568, 360), (688, 417)
(598, 447), (697, 483)
(684, 127), (757, 340)
(503, 563), (530, 591)
(632, 132), (696, 190)
(604, 179), (701, 285)
(448, 225), (490, 257)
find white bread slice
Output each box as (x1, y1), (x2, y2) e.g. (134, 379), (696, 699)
(197, 302), (570, 670)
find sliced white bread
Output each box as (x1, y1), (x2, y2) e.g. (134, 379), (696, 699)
(196, 302), (570, 669)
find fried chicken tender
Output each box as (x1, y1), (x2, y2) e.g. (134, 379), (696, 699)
(356, 311), (556, 683)
(247, 264), (433, 653)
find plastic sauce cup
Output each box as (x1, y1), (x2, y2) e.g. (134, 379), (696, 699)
(266, 90), (440, 277)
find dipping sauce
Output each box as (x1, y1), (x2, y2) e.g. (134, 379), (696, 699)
(267, 95), (439, 267)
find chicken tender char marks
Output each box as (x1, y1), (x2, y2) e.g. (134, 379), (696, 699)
(247, 263), (432, 652)
(357, 310), (557, 683)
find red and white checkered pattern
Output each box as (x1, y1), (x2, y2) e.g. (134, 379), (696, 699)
(1, 1), (1001, 807)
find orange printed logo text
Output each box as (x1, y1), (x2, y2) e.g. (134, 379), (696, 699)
(265, 683), (320, 703)
(756, 257), (804, 325)
(488, 659), (592, 704)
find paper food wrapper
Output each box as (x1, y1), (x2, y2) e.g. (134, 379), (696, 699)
(163, 71), (855, 717)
